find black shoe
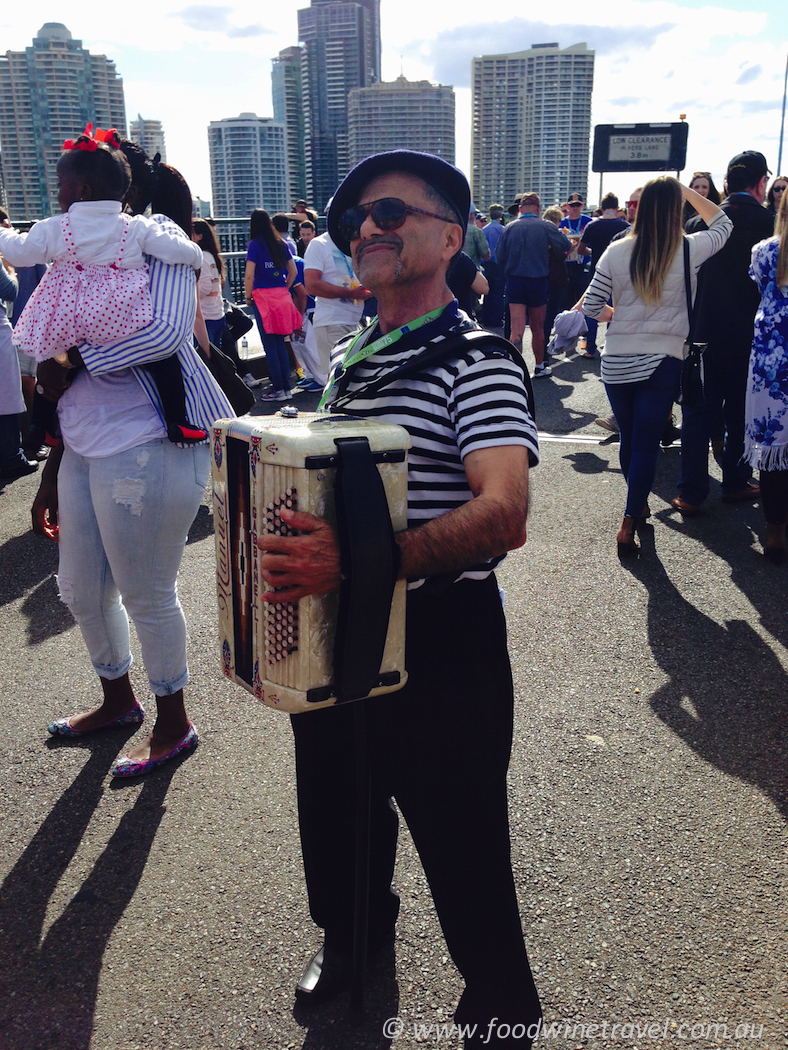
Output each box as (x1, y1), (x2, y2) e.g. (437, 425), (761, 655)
(1, 458), (39, 480)
(166, 422), (208, 444)
(660, 422), (681, 446)
(295, 928), (396, 1004)
(24, 445), (49, 461)
(295, 945), (352, 1003)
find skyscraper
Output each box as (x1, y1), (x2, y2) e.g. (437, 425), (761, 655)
(208, 113), (290, 219)
(472, 42), (594, 209)
(130, 115), (166, 163)
(0, 23), (126, 221)
(272, 47), (307, 206)
(208, 113), (290, 300)
(297, 0), (381, 212)
(348, 77), (455, 166)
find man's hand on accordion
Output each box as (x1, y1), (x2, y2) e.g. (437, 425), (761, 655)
(257, 507), (342, 604)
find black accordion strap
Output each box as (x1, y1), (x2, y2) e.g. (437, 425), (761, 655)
(332, 325), (536, 428)
(332, 436), (398, 703)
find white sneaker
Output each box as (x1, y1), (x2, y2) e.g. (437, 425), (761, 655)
(243, 372), (263, 388)
(533, 364), (552, 378)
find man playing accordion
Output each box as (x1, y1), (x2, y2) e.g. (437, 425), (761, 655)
(258, 151), (541, 1049)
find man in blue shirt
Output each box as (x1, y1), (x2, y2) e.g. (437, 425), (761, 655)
(559, 193), (592, 312)
(480, 204), (506, 330)
(496, 192), (571, 377)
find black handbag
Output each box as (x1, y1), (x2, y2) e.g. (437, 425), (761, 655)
(195, 342), (255, 416)
(223, 299), (254, 342)
(678, 237), (707, 408)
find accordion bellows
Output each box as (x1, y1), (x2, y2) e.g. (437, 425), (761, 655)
(211, 411), (411, 712)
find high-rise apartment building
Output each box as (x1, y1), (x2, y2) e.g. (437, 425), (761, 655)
(208, 113), (290, 300)
(130, 115), (166, 163)
(0, 23), (126, 220)
(472, 42), (594, 210)
(208, 113), (290, 219)
(348, 77), (455, 166)
(272, 47), (307, 206)
(297, 0), (381, 212)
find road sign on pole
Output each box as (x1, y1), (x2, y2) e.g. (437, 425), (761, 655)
(592, 122), (689, 174)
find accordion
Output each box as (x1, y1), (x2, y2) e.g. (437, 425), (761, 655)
(211, 410), (411, 713)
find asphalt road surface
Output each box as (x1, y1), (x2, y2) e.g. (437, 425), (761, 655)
(1, 343), (786, 1050)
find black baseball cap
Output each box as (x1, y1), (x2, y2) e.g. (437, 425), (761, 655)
(567, 193), (584, 205)
(327, 150), (470, 256)
(726, 151), (770, 187)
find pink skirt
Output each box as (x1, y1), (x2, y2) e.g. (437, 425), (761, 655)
(14, 259), (153, 361)
(252, 286), (302, 336)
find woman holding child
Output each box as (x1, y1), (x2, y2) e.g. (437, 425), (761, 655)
(31, 133), (232, 777)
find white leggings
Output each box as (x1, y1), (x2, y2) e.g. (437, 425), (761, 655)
(57, 440), (210, 696)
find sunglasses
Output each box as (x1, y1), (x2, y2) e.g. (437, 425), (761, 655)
(338, 197), (456, 242)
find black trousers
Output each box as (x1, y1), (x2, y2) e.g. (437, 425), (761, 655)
(290, 575), (542, 1032)
(760, 469), (788, 524)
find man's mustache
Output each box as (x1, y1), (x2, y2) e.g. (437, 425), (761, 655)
(356, 235), (403, 260)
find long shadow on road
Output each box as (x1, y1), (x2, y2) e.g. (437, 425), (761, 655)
(0, 531), (73, 646)
(635, 549), (788, 822)
(0, 736), (176, 1050)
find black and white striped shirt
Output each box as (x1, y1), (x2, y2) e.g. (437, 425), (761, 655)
(328, 308), (539, 582)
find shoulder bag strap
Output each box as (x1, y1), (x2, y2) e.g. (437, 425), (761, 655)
(682, 236), (695, 343)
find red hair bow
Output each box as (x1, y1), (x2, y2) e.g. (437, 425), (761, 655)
(62, 124), (120, 152)
(95, 127), (121, 149)
(63, 123), (98, 152)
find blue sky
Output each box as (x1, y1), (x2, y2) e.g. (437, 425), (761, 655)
(1, 0), (784, 204)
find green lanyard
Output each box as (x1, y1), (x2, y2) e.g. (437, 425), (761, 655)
(317, 306), (445, 412)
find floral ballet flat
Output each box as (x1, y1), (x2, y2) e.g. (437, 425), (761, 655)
(47, 701), (146, 738)
(110, 723), (199, 778)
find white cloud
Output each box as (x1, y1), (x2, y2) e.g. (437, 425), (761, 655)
(1, 0), (783, 204)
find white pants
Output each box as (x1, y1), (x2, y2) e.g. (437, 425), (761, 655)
(57, 439), (210, 696)
(291, 313), (327, 385)
(314, 323), (360, 377)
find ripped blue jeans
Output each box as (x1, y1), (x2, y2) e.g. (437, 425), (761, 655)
(57, 440), (210, 696)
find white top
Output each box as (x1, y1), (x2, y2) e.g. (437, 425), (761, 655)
(583, 211), (733, 359)
(303, 233), (364, 327)
(59, 367), (166, 457)
(197, 248), (224, 320)
(0, 201), (203, 271)
(56, 214), (234, 459)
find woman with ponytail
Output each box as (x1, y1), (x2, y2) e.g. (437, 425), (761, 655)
(744, 189), (788, 562)
(245, 208), (301, 401)
(583, 176), (732, 558)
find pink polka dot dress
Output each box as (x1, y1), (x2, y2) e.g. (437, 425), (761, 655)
(13, 213), (154, 362)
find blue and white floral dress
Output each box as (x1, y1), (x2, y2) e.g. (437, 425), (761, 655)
(744, 238), (788, 470)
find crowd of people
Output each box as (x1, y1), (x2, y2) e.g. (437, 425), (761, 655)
(1, 128), (787, 1048)
(456, 153), (788, 561)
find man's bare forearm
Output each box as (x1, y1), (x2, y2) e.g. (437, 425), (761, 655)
(258, 446), (530, 602)
(397, 482), (528, 581)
